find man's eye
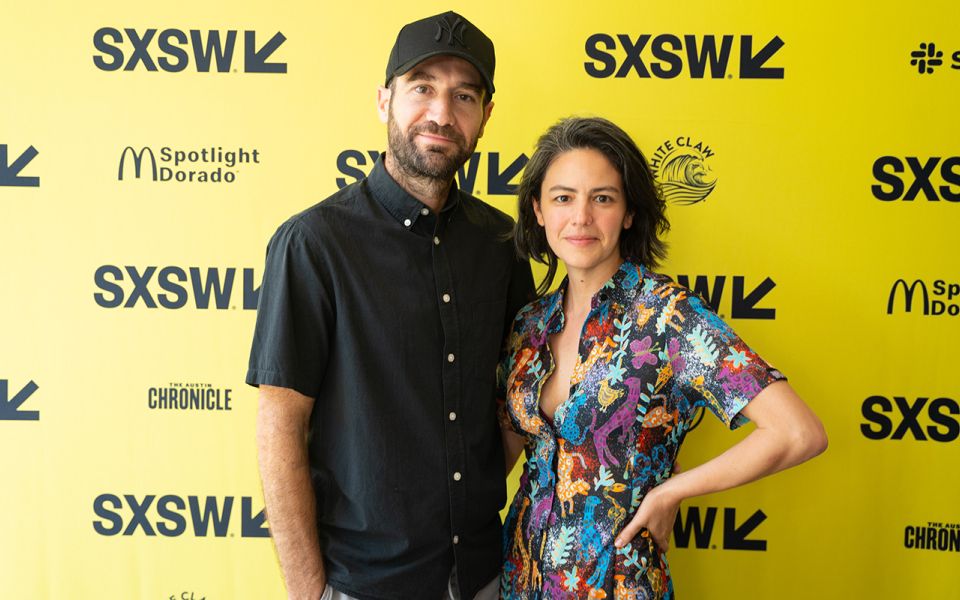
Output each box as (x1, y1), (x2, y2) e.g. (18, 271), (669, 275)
(414, 85), (429, 93)
(457, 93), (476, 103)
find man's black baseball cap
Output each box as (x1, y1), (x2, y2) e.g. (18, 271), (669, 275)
(385, 11), (496, 99)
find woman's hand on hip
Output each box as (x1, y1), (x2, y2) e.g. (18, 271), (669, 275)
(614, 484), (680, 552)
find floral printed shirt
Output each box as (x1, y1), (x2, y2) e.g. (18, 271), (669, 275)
(498, 261), (784, 599)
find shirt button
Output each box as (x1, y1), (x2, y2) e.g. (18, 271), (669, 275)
(448, 412), (457, 421)
(453, 535), (460, 544)
(420, 207), (429, 216)
(442, 293), (451, 303)
(453, 472), (462, 481)
(403, 218), (412, 227)
(433, 236), (440, 245)
(447, 353), (455, 363)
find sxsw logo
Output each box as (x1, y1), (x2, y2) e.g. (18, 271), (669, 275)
(909, 42), (960, 74)
(0, 380), (39, 421)
(0, 145), (39, 187)
(872, 156), (960, 201)
(94, 265), (260, 310)
(676, 275), (776, 319)
(887, 279), (959, 316)
(336, 150), (528, 196)
(673, 506), (767, 551)
(860, 395), (959, 442)
(584, 34), (784, 79)
(92, 494), (269, 537)
(93, 28), (286, 73)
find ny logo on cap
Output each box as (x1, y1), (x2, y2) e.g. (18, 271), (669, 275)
(435, 15), (467, 47)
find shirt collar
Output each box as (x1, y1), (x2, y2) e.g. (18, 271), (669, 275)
(596, 260), (646, 307)
(367, 154), (461, 230)
(539, 260), (647, 335)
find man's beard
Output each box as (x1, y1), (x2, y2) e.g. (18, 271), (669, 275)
(387, 112), (477, 183)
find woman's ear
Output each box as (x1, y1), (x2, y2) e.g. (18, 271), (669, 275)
(532, 198), (545, 227)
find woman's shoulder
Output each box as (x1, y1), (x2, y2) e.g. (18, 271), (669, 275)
(631, 267), (690, 304)
(625, 267), (722, 329)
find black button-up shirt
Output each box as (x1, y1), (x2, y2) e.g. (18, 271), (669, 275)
(246, 156), (534, 600)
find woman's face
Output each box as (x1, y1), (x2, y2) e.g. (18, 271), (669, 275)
(533, 148), (633, 279)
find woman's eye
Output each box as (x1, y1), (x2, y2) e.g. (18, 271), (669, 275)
(595, 195), (612, 203)
(554, 195), (570, 203)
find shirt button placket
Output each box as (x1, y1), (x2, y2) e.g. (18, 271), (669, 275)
(433, 213), (464, 561)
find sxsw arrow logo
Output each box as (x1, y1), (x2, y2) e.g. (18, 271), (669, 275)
(92, 28), (286, 73)
(335, 150), (528, 195)
(584, 34), (784, 79)
(676, 275), (777, 319)
(740, 36), (785, 79)
(673, 506), (767, 551)
(0, 145), (40, 187)
(244, 31), (286, 73)
(240, 496), (269, 537)
(0, 380), (40, 421)
(92, 493), (270, 537)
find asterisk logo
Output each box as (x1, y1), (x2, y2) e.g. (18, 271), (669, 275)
(910, 42), (943, 74)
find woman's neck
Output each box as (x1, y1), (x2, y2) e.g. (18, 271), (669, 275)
(563, 258), (624, 316)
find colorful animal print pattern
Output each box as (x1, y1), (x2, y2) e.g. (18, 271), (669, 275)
(498, 261), (784, 599)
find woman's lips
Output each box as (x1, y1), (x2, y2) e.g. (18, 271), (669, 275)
(564, 236), (598, 246)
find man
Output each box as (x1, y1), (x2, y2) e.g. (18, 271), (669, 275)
(247, 11), (534, 600)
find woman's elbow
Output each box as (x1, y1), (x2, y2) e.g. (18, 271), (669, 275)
(796, 417), (828, 461)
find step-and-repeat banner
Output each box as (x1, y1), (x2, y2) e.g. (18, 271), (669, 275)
(2, 1), (956, 598)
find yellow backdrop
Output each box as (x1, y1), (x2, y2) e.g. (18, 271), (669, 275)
(2, 1), (957, 598)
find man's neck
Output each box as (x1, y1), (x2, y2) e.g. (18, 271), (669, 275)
(383, 153), (452, 213)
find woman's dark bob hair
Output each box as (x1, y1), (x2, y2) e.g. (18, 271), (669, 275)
(514, 117), (670, 296)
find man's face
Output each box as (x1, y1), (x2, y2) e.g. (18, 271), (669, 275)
(378, 55), (494, 182)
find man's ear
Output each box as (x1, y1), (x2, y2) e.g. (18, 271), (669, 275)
(377, 85), (391, 124)
(477, 100), (495, 138)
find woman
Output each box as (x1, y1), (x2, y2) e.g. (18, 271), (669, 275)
(498, 117), (827, 599)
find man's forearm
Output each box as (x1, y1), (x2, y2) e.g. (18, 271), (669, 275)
(257, 390), (325, 600)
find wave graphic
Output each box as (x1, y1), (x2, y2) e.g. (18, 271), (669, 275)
(659, 153), (716, 204)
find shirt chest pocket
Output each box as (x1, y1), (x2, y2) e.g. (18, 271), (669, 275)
(460, 298), (507, 386)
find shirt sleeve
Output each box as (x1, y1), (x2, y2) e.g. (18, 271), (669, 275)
(245, 218), (334, 399)
(668, 291), (785, 429)
(496, 304), (536, 436)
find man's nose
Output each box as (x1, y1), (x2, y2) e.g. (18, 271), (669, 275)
(426, 95), (455, 127)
